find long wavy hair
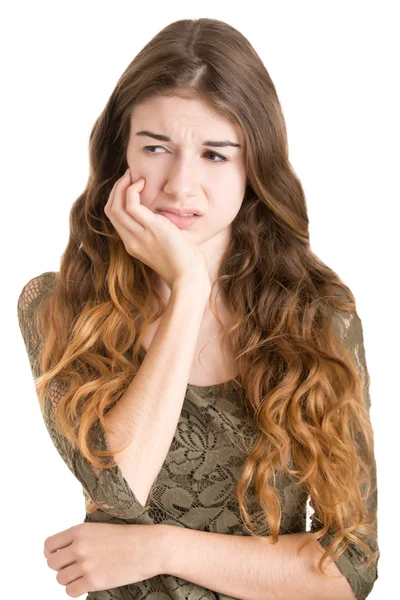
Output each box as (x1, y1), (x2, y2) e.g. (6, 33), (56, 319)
(33, 17), (377, 577)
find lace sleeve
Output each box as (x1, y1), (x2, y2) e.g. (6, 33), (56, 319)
(310, 308), (380, 600)
(17, 272), (150, 520)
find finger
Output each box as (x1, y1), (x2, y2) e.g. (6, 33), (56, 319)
(109, 214), (142, 244)
(125, 180), (154, 229)
(56, 561), (83, 587)
(65, 575), (88, 599)
(108, 187), (147, 236)
(105, 169), (131, 213)
(43, 526), (75, 555)
(106, 172), (147, 232)
(47, 545), (77, 572)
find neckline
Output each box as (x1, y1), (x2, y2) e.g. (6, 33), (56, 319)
(187, 376), (240, 390)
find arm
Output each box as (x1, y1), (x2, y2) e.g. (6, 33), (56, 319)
(155, 308), (378, 600)
(158, 526), (356, 600)
(104, 276), (209, 506)
(17, 272), (206, 518)
(17, 272), (149, 519)
(310, 308), (379, 600)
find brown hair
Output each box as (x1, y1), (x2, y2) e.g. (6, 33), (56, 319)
(32, 18), (377, 577)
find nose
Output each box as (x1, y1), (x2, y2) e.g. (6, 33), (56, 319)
(163, 155), (198, 198)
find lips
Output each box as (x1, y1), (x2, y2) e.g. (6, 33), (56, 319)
(158, 211), (201, 229)
(157, 207), (202, 216)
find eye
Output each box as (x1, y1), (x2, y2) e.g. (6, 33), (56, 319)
(142, 146), (228, 164)
(203, 150), (228, 164)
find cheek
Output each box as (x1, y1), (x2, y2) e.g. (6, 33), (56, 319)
(210, 173), (244, 206)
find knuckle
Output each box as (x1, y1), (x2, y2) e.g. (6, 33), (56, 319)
(73, 523), (84, 538)
(87, 574), (99, 592)
(126, 242), (137, 256)
(73, 541), (85, 558)
(125, 201), (135, 215)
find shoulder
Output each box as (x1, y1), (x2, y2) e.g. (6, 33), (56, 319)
(17, 271), (58, 315)
(318, 283), (360, 343)
(17, 272), (58, 337)
(17, 272), (58, 377)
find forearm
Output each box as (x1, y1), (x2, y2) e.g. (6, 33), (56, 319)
(104, 280), (208, 506)
(159, 526), (356, 600)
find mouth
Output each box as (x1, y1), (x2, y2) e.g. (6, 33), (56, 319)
(156, 208), (203, 217)
(158, 211), (201, 230)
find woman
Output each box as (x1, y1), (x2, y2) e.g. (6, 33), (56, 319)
(17, 17), (379, 600)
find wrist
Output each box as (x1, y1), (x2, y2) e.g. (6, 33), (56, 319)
(154, 524), (181, 575)
(171, 270), (211, 301)
(171, 280), (210, 306)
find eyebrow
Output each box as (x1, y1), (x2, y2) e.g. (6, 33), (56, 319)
(134, 130), (242, 149)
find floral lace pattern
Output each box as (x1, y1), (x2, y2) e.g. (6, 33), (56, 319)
(17, 271), (379, 600)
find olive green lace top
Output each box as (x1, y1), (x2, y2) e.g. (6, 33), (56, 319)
(17, 271), (379, 600)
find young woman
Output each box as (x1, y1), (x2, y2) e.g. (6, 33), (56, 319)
(17, 17), (379, 600)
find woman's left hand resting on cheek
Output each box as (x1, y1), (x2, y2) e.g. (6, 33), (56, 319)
(43, 522), (168, 597)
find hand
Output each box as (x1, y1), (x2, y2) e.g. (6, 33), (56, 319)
(104, 168), (211, 294)
(43, 522), (165, 597)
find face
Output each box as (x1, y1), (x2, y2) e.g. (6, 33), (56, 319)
(125, 91), (247, 246)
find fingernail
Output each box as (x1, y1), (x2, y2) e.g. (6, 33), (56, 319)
(125, 168), (130, 175)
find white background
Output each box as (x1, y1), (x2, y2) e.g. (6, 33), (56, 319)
(3, 1), (398, 598)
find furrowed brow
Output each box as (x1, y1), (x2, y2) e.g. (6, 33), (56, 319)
(135, 130), (242, 148)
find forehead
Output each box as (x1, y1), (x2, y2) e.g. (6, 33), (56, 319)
(130, 93), (243, 143)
